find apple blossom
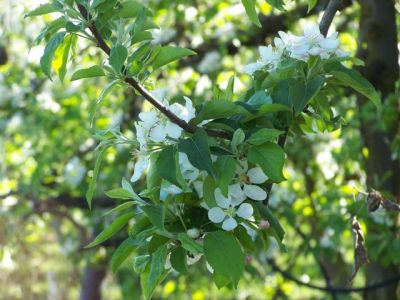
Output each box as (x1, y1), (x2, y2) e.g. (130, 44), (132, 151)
(208, 187), (254, 231)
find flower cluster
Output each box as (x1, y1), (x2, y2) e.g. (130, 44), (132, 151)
(243, 24), (347, 75)
(130, 98), (269, 231)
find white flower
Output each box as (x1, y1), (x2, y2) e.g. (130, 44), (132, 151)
(130, 154), (150, 182)
(208, 187), (254, 231)
(243, 45), (281, 75)
(234, 159), (268, 201)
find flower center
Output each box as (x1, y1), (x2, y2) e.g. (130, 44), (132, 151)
(226, 207), (236, 217)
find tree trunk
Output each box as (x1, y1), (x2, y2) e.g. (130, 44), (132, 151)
(80, 262), (107, 300)
(357, 0), (399, 299)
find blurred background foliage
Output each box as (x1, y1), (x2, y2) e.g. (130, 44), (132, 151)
(0, 0), (399, 299)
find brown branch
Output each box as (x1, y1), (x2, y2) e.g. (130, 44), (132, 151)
(319, 0), (344, 36)
(76, 4), (230, 139)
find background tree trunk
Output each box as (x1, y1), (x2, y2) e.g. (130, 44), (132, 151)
(80, 261), (107, 300)
(357, 0), (399, 299)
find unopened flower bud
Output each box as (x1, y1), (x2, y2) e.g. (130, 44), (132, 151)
(259, 220), (270, 229)
(245, 255), (252, 265)
(186, 228), (200, 239)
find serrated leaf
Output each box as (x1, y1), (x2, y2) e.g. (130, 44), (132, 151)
(85, 212), (134, 248)
(178, 233), (203, 254)
(86, 147), (107, 209)
(178, 129), (215, 178)
(111, 237), (143, 272)
(109, 44), (128, 72)
(241, 0), (261, 27)
(248, 128), (284, 145)
(247, 142), (285, 182)
(152, 46), (196, 69)
(141, 205), (165, 230)
(40, 31), (66, 79)
(71, 65), (105, 81)
(204, 231), (244, 287)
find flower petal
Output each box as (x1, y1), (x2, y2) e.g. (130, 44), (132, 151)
(139, 110), (158, 126)
(229, 183), (246, 206)
(165, 121), (183, 139)
(149, 123), (167, 142)
(214, 188), (231, 208)
(183, 96), (196, 121)
(208, 207), (226, 223)
(243, 62), (264, 75)
(222, 217), (238, 231)
(247, 167), (268, 184)
(236, 203), (254, 219)
(243, 184), (267, 201)
(130, 156), (149, 182)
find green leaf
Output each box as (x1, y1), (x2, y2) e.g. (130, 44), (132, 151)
(152, 46), (196, 69)
(178, 129), (215, 178)
(178, 233), (203, 254)
(148, 235), (170, 253)
(225, 75), (235, 102)
(102, 201), (135, 217)
(247, 142), (285, 182)
(25, 3), (59, 17)
(256, 203), (285, 251)
(71, 65), (105, 81)
(111, 237), (143, 272)
(142, 245), (169, 300)
(215, 156), (236, 195)
(241, 0), (261, 27)
(156, 146), (185, 188)
(40, 31), (66, 79)
(234, 225), (256, 252)
(196, 100), (239, 122)
(121, 177), (144, 202)
(90, 79), (120, 127)
(109, 44), (128, 72)
(291, 76), (324, 114)
(203, 176), (217, 208)
(247, 128), (284, 145)
(106, 188), (135, 200)
(330, 68), (381, 110)
(86, 147), (107, 209)
(141, 205), (165, 230)
(52, 34), (75, 82)
(231, 129), (245, 153)
(134, 255), (150, 273)
(307, 0), (318, 12)
(266, 0), (285, 11)
(85, 212), (134, 248)
(204, 231), (245, 287)
(170, 246), (188, 274)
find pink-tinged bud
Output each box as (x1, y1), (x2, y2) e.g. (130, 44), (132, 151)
(245, 255), (252, 265)
(259, 220), (270, 229)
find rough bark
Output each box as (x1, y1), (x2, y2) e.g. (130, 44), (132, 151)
(356, 0), (399, 299)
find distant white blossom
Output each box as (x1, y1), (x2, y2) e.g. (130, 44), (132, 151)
(244, 23), (347, 75)
(64, 156), (86, 186)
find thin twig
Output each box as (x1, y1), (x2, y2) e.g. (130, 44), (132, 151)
(76, 4), (230, 139)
